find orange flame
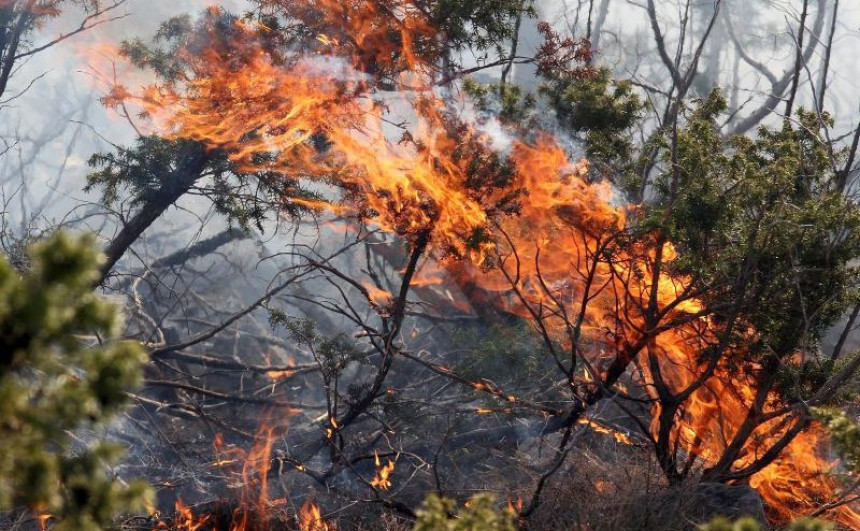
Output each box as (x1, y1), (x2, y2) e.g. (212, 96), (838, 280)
(263, 352), (296, 381)
(161, 420), (305, 530)
(577, 419), (633, 446)
(370, 451), (397, 491)
(362, 282), (393, 307)
(299, 500), (335, 531)
(36, 513), (51, 531)
(162, 500), (210, 531)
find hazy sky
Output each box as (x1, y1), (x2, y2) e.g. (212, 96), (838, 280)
(4, 0), (860, 226)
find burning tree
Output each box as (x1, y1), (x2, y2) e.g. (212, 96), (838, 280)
(4, 0), (860, 529)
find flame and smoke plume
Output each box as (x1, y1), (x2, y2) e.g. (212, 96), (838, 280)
(107, 0), (859, 526)
(159, 422), (335, 530)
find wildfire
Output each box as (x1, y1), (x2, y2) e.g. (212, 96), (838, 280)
(299, 500), (335, 531)
(36, 513), (51, 531)
(362, 282), (393, 308)
(107, 0), (859, 526)
(577, 418), (634, 446)
(263, 352), (296, 381)
(326, 416), (338, 439)
(370, 451), (397, 491)
(159, 421), (314, 530)
(506, 496), (524, 515)
(477, 407), (514, 414)
(159, 501), (211, 531)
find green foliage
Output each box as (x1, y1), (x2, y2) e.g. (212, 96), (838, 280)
(142, 1), (534, 83)
(541, 66), (641, 135)
(641, 93), (860, 362)
(87, 136), (320, 232)
(540, 67), (643, 177)
(452, 323), (545, 388)
(269, 311), (362, 382)
(0, 232), (150, 530)
(786, 519), (835, 531)
(462, 79), (537, 124)
(87, 137), (207, 207)
(432, 0), (534, 54)
(414, 494), (515, 531)
(699, 516), (764, 531)
(773, 358), (833, 403)
(700, 516), (832, 531)
(815, 408), (860, 474)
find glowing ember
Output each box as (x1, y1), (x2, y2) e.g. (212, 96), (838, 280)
(326, 416), (338, 439)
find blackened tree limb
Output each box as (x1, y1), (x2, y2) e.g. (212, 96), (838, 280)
(500, 1), (524, 86)
(144, 379), (298, 408)
(97, 144), (208, 285)
(838, 119), (860, 192)
(783, 0), (810, 119)
(398, 349), (563, 417)
(0, 1), (35, 101)
(812, 348), (860, 407)
(817, 0), (838, 107)
(148, 227), (249, 272)
(714, 414), (808, 483)
(702, 355), (782, 480)
(645, 0), (683, 89)
(0, 1), (128, 103)
(333, 229), (431, 432)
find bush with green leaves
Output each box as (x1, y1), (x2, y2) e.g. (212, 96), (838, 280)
(414, 493), (515, 531)
(0, 232), (150, 530)
(701, 516), (832, 531)
(815, 407), (860, 473)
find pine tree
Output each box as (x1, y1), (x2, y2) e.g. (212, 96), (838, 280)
(0, 232), (150, 530)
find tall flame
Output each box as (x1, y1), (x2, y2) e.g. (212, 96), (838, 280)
(370, 451), (397, 491)
(299, 499), (335, 531)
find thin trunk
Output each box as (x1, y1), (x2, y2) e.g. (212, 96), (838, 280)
(830, 303), (860, 362)
(97, 145), (207, 285)
(817, 0), (839, 106)
(784, 0), (810, 119)
(500, 2), (524, 87)
(590, 0), (611, 59)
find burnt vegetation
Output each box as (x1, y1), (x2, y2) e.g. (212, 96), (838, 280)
(2, 1), (860, 530)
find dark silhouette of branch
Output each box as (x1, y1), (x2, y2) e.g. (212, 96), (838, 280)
(817, 0), (839, 106)
(97, 144), (208, 285)
(726, 2), (826, 135)
(830, 303), (860, 362)
(784, 0), (810, 119)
